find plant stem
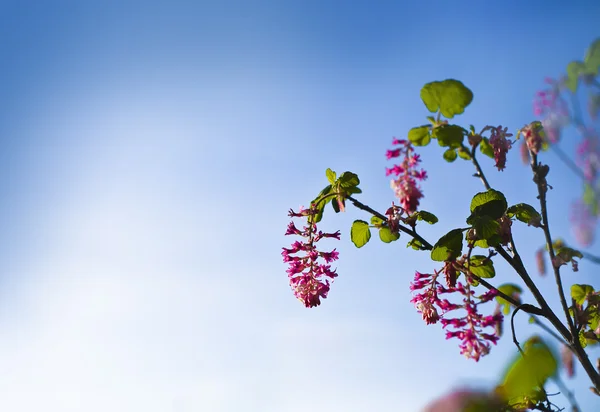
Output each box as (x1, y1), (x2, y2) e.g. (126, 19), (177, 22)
(346, 196), (434, 250)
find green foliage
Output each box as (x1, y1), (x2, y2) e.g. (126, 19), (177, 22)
(469, 255), (495, 279)
(420, 79), (474, 119)
(467, 189), (507, 224)
(457, 146), (471, 160)
(407, 238), (425, 250)
(370, 216), (384, 227)
(351, 220), (371, 248)
(379, 227), (400, 243)
(433, 124), (465, 148)
(309, 184), (333, 224)
(507, 203), (541, 227)
(555, 246), (583, 263)
(326, 168), (336, 185)
(564, 38), (600, 92)
(497, 337), (557, 408)
(412, 210), (438, 224)
(443, 148), (457, 162)
(408, 125), (432, 146)
(495, 283), (522, 315)
(470, 215), (501, 247)
(571, 284), (594, 305)
(338, 171), (360, 189)
(431, 229), (464, 262)
(479, 137), (494, 158)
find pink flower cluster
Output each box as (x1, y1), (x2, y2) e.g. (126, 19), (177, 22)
(386, 138), (427, 214)
(410, 266), (502, 362)
(486, 126), (513, 171)
(282, 207), (340, 308)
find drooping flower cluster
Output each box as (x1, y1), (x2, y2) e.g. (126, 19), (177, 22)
(386, 138), (427, 214)
(518, 121), (545, 155)
(282, 206), (340, 308)
(409, 262), (503, 362)
(485, 126), (513, 171)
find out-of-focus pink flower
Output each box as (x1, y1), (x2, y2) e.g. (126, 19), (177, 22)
(570, 199), (597, 247)
(386, 138), (427, 214)
(282, 206), (340, 308)
(423, 389), (503, 412)
(561, 345), (575, 378)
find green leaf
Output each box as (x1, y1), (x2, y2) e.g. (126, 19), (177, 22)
(379, 227), (400, 243)
(408, 125), (432, 146)
(331, 198), (340, 213)
(407, 238), (425, 250)
(584, 38), (600, 75)
(497, 336), (557, 406)
(507, 203), (541, 227)
(479, 137), (494, 158)
(413, 211), (438, 224)
(434, 124), (465, 148)
(351, 220), (371, 248)
(555, 246), (583, 263)
(565, 61), (587, 93)
(571, 284), (595, 305)
(495, 283), (522, 315)
(420, 79), (474, 119)
(470, 215), (501, 242)
(370, 216), (384, 227)
(326, 168), (337, 185)
(443, 148), (457, 162)
(431, 229), (464, 262)
(467, 189), (507, 224)
(338, 171), (360, 189)
(469, 255), (495, 278)
(458, 147), (472, 160)
(309, 185), (333, 223)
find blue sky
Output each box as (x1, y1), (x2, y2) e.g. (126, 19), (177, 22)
(0, 1), (599, 411)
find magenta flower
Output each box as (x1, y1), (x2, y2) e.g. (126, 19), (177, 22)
(570, 199), (597, 247)
(486, 126), (513, 171)
(410, 262), (503, 362)
(282, 206), (340, 308)
(386, 138), (427, 214)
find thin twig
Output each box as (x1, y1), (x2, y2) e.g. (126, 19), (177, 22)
(346, 196), (434, 250)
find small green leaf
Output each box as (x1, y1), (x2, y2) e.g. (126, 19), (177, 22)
(565, 61), (587, 93)
(309, 185), (333, 223)
(434, 124), (465, 148)
(555, 247), (583, 263)
(351, 220), (371, 248)
(584, 38), (600, 75)
(379, 227), (400, 243)
(408, 125), (432, 146)
(479, 137), (494, 158)
(413, 211), (438, 224)
(470, 216), (501, 242)
(497, 336), (557, 406)
(331, 198), (340, 213)
(443, 148), (457, 162)
(338, 171), (360, 188)
(495, 283), (522, 315)
(431, 229), (464, 262)
(457, 147), (471, 160)
(507, 203), (541, 227)
(571, 284), (595, 305)
(467, 189), (508, 223)
(469, 255), (495, 278)
(407, 238), (425, 250)
(370, 216), (384, 227)
(326, 168), (337, 185)
(420, 79), (474, 119)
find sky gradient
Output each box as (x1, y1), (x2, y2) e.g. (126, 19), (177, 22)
(0, 1), (599, 411)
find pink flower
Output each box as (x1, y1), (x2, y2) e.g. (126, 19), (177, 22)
(519, 121), (545, 155)
(386, 139), (427, 213)
(283, 206), (341, 308)
(486, 126), (513, 171)
(410, 266), (503, 361)
(570, 199), (597, 247)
